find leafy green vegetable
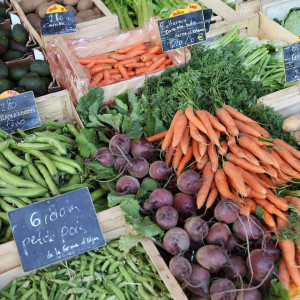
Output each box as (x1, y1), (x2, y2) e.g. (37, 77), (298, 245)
(107, 194), (136, 208)
(88, 161), (116, 180)
(76, 128), (101, 158)
(136, 178), (157, 198)
(255, 205), (265, 220)
(118, 234), (142, 254)
(264, 279), (289, 300)
(283, 7), (300, 35)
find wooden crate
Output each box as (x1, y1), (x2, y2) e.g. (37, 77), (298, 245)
(10, 0), (119, 48)
(0, 206), (187, 300)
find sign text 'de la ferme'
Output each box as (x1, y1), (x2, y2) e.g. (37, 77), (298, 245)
(158, 10), (206, 52)
(8, 187), (105, 272)
(283, 41), (300, 83)
(0, 91), (41, 133)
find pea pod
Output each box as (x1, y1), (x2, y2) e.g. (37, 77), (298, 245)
(0, 290), (14, 299)
(10, 141), (54, 151)
(0, 212), (9, 222)
(91, 189), (107, 202)
(46, 153), (82, 173)
(46, 120), (65, 128)
(3, 196), (26, 208)
(0, 153), (10, 169)
(22, 167), (33, 181)
(0, 140), (9, 151)
(105, 279), (126, 300)
(36, 132), (75, 144)
(52, 161), (77, 175)
(9, 280), (17, 297)
(28, 163), (47, 187)
(59, 183), (92, 193)
(0, 199), (15, 212)
(11, 165), (22, 176)
(35, 163), (59, 196)
(0, 226), (12, 243)
(66, 124), (79, 137)
(66, 174), (81, 186)
(0, 187), (48, 198)
(2, 149), (28, 166)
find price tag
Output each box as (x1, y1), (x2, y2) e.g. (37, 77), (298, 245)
(0, 91), (41, 133)
(283, 41), (300, 83)
(41, 4), (76, 36)
(158, 10), (206, 52)
(8, 188), (105, 272)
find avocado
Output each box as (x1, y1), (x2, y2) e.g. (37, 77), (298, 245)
(0, 7), (6, 18)
(0, 79), (13, 93)
(0, 29), (9, 39)
(0, 36), (8, 50)
(30, 60), (51, 77)
(0, 59), (8, 79)
(0, 17), (5, 23)
(19, 74), (47, 97)
(9, 65), (29, 82)
(18, 72), (38, 87)
(13, 86), (26, 93)
(40, 76), (52, 88)
(0, 44), (5, 56)
(12, 24), (28, 44)
(10, 42), (27, 54)
(2, 50), (22, 61)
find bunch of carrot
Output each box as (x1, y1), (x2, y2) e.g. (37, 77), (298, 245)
(78, 41), (173, 87)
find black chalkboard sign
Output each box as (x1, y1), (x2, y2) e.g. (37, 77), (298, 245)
(41, 12), (76, 36)
(203, 9), (212, 32)
(8, 188), (105, 272)
(283, 41), (300, 83)
(158, 10), (206, 52)
(0, 91), (41, 134)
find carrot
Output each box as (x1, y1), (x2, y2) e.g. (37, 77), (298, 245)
(205, 182), (218, 210)
(147, 130), (167, 142)
(110, 69), (120, 75)
(215, 108), (239, 136)
(226, 153), (265, 174)
(234, 119), (261, 137)
(189, 121), (206, 144)
(245, 186), (266, 199)
(90, 72), (104, 87)
(152, 53), (168, 62)
(86, 61), (96, 69)
(147, 45), (162, 54)
(172, 114), (188, 148)
(165, 59), (172, 66)
(239, 146), (260, 166)
(119, 57), (139, 66)
(109, 53), (126, 61)
(165, 145), (175, 167)
(176, 146), (193, 176)
(266, 190), (289, 211)
(228, 141), (246, 159)
(180, 127), (191, 155)
(260, 162), (278, 179)
(279, 259), (290, 290)
(198, 133), (208, 158)
(239, 168), (267, 195)
(205, 112), (228, 135)
(238, 136), (279, 169)
(197, 161), (214, 209)
(263, 210), (276, 230)
(277, 170), (293, 183)
(103, 69), (111, 80)
(91, 64), (112, 75)
(258, 173), (276, 192)
(285, 195), (300, 213)
(254, 199), (287, 220)
(223, 161), (248, 197)
(145, 61), (153, 67)
(117, 64), (130, 79)
(185, 106), (208, 135)
(197, 154), (208, 170)
(195, 110), (221, 148)
(239, 132), (271, 147)
(274, 147), (300, 174)
(128, 71), (135, 77)
(271, 151), (300, 179)
(244, 120), (270, 138)
(172, 146), (183, 170)
(141, 53), (156, 62)
(241, 198), (257, 215)
(223, 105), (254, 123)
(94, 59), (118, 64)
(156, 64), (166, 72)
(161, 110), (183, 151)
(116, 41), (145, 54)
(215, 169), (237, 200)
(148, 57), (167, 72)
(277, 217), (300, 287)
(125, 62), (145, 68)
(78, 53), (109, 63)
(218, 141), (228, 156)
(111, 74), (122, 80)
(124, 49), (147, 59)
(135, 67), (149, 76)
(207, 143), (218, 173)
(273, 139), (300, 160)
(99, 79), (115, 87)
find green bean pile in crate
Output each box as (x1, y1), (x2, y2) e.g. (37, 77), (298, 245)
(0, 120), (110, 245)
(0, 237), (171, 300)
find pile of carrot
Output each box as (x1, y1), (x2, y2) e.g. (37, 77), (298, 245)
(78, 41), (173, 87)
(148, 104), (300, 290)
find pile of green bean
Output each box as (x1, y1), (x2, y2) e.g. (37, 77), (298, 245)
(0, 120), (109, 244)
(0, 238), (171, 300)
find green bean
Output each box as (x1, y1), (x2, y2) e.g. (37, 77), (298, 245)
(0, 153), (10, 169)
(0, 140), (9, 151)
(66, 175), (80, 187)
(66, 288), (88, 294)
(0, 187), (48, 198)
(59, 183), (92, 193)
(105, 279), (126, 300)
(107, 245), (123, 257)
(47, 148), (61, 156)
(108, 261), (120, 274)
(89, 258), (95, 276)
(101, 257), (114, 273)
(25, 135), (66, 155)
(143, 281), (158, 297)
(90, 189), (107, 202)
(124, 286), (131, 300)
(28, 163), (47, 187)
(20, 288), (37, 300)
(35, 163), (59, 196)
(106, 273), (119, 280)
(137, 285), (150, 299)
(0, 199), (15, 212)
(11, 142), (55, 151)
(119, 266), (135, 291)
(11, 165), (22, 176)
(3, 196), (26, 208)
(47, 120), (65, 128)
(40, 280), (49, 300)
(54, 284), (69, 300)
(36, 132), (75, 144)
(0, 290), (14, 299)
(22, 167), (33, 181)
(0, 180), (14, 189)
(80, 254), (87, 273)
(141, 270), (161, 280)
(2, 149), (27, 166)
(0, 212), (9, 222)
(16, 128), (27, 137)
(53, 161), (77, 175)
(46, 153), (82, 172)
(66, 124), (79, 137)
(0, 166), (42, 188)
(9, 280), (17, 296)
(114, 275), (123, 286)
(78, 293), (87, 300)
(125, 255), (139, 273)
(153, 279), (167, 291)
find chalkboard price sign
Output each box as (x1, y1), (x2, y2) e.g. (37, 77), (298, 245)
(283, 41), (300, 83)
(8, 188), (105, 272)
(158, 10), (206, 52)
(0, 91), (41, 134)
(41, 11), (76, 35)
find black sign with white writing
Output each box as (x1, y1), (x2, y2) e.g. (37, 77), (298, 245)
(0, 91), (41, 133)
(8, 188), (105, 272)
(283, 41), (300, 83)
(41, 12), (76, 35)
(203, 9), (212, 32)
(158, 10), (206, 52)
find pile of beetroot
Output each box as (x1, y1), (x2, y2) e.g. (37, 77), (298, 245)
(94, 134), (281, 299)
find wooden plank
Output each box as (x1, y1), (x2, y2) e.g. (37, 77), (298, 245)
(236, 0), (260, 15)
(246, 14), (259, 37)
(199, 0), (239, 21)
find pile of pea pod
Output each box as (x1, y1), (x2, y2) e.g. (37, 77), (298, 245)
(0, 120), (109, 244)
(0, 238), (171, 300)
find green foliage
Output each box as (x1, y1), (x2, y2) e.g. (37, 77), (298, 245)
(255, 205), (265, 220)
(264, 279), (289, 300)
(76, 128), (101, 158)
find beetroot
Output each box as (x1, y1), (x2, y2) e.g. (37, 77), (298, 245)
(184, 216), (209, 242)
(169, 256), (192, 282)
(127, 157), (149, 178)
(210, 278), (236, 300)
(173, 193), (196, 219)
(94, 147), (115, 167)
(109, 134), (131, 156)
(187, 264), (211, 295)
(223, 256), (247, 281)
(116, 176), (140, 194)
(233, 215), (262, 242)
(144, 188), (173, 211)
(177, 170), (201, 194)
(236, 288), (261, 300)
(149, 161), (172, 181)
(214, 199), (238, 224)
(163, 227), (190, 255)
(131, 138), (154, 161)
(156, 206), (178, 230)
(206, 222), (230, 247)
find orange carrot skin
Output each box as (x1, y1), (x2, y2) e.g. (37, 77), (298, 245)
(124, 49), (147, 59)
(86, 61), (96, 69)
(266, 190), (289, 211)
(99, 79), (115, 87)
(271, 151), (300, 179)
(125, 62), (145, 68)
(279, 259), (290, 290)
(218, 141), (228, 156)
(197, 161), (214, 209)
(148, 57), (167, 72)
(185, 106), (208, 135)
(239, 132), (271, 147)
(239, 168), (267, 195)
(198, 133), (207, 158)
(95, 59), (117, 64)
(147, 130), (167, 142)
(216, 108), (239, 136)
(161, 110), (183, 151)
(234, 119), (261, 137)
(214, 169), (237, 200)
(208, 143), (218, 173)
(226, 153), (265, 174)
(196, 154), (208, 170)
(273, 138), (300, 160)
(135, 67), (149, 76)
(172, 146), (183, 170)
(141, 53), (156, 62)
(91, 64), (112, 75)
(152, 53), (168, 62)
(165, 145), (175, 167)
(239, 146), (260, 166)
(274, 146), (300, 174)
(109, 53), (126, 61)
(205, 112), (228, 134)
(90, 72), (104, 87)
(172, 114), (188, 148)
(147, 45), (162, 54)
(116, 41), (145, 54)
(255, 199), (287, 220)
(285, 195), (300, 213)
(205, 182), (218, 210)
(117, 64), (130, 79)
(177, 146), (193, 176)
(223, 105), (254, 123)
(244, 120), (270, 138)
(180, 127), (191, 155)
(192, 139), (202, 162)
(103, 69), (111, 80)
(145, 61), (153, 67)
